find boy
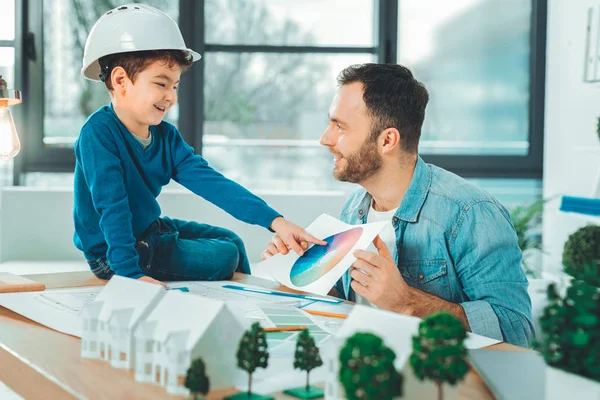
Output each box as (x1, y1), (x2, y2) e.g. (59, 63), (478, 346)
(74, 4), (324, 287)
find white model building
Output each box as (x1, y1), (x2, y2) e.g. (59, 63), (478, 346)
(133, 290), (246, 396)
(322, 305), (493, 400)
(80, 276), (166, 369)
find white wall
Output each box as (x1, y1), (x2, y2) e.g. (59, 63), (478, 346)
(0, 187), (348, 263)
(543, 0), (600, 273)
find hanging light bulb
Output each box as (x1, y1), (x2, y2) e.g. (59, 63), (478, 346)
(0, 75), (22, 160)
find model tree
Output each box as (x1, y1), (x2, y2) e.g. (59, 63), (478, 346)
(185, 357), (210, 400)
(284, 329), (324, 399)
(226, 322), (272, 400)
(409, 312), (470, 400)
(538, 280), (600, 382)
(339, 332), (404, 400)
(562, 225), (600, 286)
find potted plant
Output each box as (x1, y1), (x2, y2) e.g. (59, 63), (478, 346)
(538, 225), (600, 399)
(185, 357), (210, 400)
(283, 329), (324, 399)
(510, 198), (548, 278)
(225, 322), (273, 400)
(409, 312), (470, 400)
(338, 332), (403, 400)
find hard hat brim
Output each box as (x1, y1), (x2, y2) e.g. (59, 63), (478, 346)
(81, 48), (201, 82)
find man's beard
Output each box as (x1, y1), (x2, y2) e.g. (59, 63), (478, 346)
(334, 138), (382, 184)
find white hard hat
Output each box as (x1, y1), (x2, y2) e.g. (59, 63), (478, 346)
(81, 3), (201, 81)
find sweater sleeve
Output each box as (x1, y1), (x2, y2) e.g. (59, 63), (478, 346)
(75, 124), (144, 278)
(170, 129), (281, 230)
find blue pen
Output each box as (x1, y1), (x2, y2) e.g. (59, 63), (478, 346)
(222, 284), (341, 304)
(168, 287), (189, 292)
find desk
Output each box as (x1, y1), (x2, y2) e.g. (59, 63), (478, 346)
(0, 272), (523, 399)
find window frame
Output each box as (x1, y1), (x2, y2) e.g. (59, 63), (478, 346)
(15, 0), (546, 183)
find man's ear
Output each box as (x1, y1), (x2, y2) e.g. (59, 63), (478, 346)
(380, 127), (401, 155)
(110, 66), (129, 93)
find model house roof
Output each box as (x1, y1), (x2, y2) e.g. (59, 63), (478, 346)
(83, 276), (165, 329)
(139, 291), (229, 351)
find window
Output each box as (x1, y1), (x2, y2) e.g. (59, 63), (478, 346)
(146, 340), (153, 353)
(90, 341), (96, 352)
(18, 0), (545, 185)
(42, 0), (180, 149)
(200, 0), (377, 192)
(145, 363), (152, 375)
(90, 319), (98, 332)
(399, 0), (531, 156)
(0, 0), (16, 187)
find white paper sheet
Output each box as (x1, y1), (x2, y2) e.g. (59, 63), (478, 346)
(259, 213), (390, 295)
(0, 286), (100, 337)
(0, 281), (310, 338)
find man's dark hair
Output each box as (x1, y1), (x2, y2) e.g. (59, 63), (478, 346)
(337, 63), (429, 153)
(98, 50), (193, 90)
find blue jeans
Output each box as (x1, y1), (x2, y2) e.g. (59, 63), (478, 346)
(88, 217), (251, 281)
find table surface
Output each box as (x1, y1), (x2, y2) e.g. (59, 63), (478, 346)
(0, 271), (526, 399)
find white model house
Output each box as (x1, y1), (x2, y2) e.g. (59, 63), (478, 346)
(80, 276), (166, 369)
(133, 291), (245, 396)
(323, 305), (417, 400)
(322, 305), (493, 400)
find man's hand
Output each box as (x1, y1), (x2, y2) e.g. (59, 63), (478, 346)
(138, 276), (167, 288)
(351, 236), (471, 330)
(350, 235), (413, 311)
(269, 217), (326, 257)
(261, 234), (293, 260)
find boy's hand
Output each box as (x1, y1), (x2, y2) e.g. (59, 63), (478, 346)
(269, 217), (326, 257)
(138, 276), (167, 288)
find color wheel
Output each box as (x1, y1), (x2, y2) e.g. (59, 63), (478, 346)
(289, 226), (363, 287)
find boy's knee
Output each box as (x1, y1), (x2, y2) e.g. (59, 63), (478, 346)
(221, 229), (244, 246)
(211, 241), (239, 280)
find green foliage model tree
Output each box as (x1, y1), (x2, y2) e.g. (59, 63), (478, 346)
(184, 358), (210, 400)
(236, 322), (269, 397)
(339, 332), (403, 400)
(538, 281), (600, 382)
(562, 225), (600, 286)
(293, 329), (323, 391)
(409, 312), (470, 400)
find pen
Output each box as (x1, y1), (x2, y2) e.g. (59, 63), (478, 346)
(222, 284), (341, 304)
(264, 325), (308, 332)
(303, 310), (347, 319)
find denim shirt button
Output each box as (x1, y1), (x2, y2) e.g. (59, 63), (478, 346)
(359, 210), (364, 215)
(393, 217), (399, 222)
(419, 274), (424, 280)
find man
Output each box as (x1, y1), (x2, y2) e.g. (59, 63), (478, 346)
(262, 63), (534, 347)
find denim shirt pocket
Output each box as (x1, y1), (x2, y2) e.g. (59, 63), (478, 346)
(399, 259), (451, 299)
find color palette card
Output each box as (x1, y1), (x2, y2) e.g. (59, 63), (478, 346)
(259, 213), (389, 295)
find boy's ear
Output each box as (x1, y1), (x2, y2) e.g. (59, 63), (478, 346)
(111, 66), (129, 93)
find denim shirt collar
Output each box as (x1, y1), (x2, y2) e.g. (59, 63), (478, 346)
(353, 156), (432, 223)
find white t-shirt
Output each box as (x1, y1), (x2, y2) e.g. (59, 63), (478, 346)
(354, 201), (398, 307)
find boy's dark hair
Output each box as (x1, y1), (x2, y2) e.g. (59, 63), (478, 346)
(337, 63), (429, 154)
(98, 50), (194, 90)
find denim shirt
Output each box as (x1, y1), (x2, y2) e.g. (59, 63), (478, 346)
(335, 156), (534, 347)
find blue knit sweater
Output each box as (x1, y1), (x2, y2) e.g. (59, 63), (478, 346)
(73, 105), (281, 278)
